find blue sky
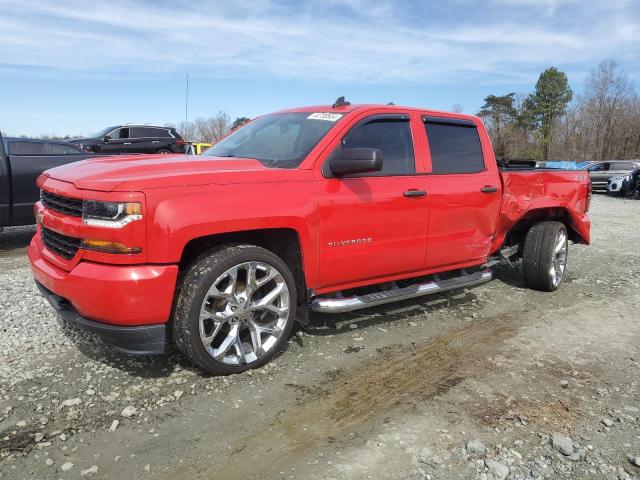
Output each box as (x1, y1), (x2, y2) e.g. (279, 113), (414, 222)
(1, 0), (639, 137)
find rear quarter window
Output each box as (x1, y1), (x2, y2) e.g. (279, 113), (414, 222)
(614, 162), (635, 170)
(424, 119), (485, 174)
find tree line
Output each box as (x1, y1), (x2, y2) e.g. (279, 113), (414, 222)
(477, 59), (640, 162)
(166, 113), (250, 144)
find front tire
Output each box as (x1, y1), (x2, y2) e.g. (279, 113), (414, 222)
(173, 245), (297, 375)
(522, 221), (568, 292)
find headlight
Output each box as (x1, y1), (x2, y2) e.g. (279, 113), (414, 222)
(82, 200), (142, 228)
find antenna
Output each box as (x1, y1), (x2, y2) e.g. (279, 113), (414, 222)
(332, 96), (350, 108)
(184, 73), (189, 142)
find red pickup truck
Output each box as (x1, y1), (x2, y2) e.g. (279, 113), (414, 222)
(29, 100), (591, 374)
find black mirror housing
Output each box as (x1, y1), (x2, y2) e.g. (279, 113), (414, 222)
(329, 148), (383, 177)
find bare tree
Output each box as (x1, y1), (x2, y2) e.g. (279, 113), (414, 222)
(582, 59), (636, 160)
(167, 111), (232, 144)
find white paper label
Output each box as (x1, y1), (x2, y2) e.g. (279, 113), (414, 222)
(307, 112), (343, 122)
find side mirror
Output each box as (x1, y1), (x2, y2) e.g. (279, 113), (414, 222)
(102, 136), (110, 142)
(329, 148), (383, 177)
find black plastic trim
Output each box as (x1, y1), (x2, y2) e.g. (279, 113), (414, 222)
(423, 116), (476, 127)
(36, 282), (167, 355)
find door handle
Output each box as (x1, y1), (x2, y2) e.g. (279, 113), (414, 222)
(123, 142), (132, 145)
(480, 186), (498, 193)
(403, 189), (427, 198)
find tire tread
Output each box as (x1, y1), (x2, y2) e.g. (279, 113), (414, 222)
(522, 221), (567, 292)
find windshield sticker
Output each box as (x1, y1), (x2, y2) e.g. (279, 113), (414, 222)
(307, 112), (343, 122)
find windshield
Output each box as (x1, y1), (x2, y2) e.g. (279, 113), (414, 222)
(203, 112), (343, 168)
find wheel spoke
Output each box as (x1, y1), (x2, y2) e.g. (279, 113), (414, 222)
(256, 267), (277, 288)
(206, 281), (234, 302)
(212, 324), (239, 360)
(554, 233), (566, 253)
(233, 335), (246, 363)
(201, 319), (224, 347)
(227, 267), (239, 297)
(245, 263), (258, 298)
(261, 303), (288, 316)
(252, 282), (284, 310)
(247, 321), (264, 355)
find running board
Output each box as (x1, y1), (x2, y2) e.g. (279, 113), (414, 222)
(310, 269), (492, 314)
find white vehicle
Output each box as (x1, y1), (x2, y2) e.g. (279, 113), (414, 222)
(607, 174), (630, 195)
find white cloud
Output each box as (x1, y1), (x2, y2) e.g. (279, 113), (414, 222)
(1, 0), (638, 86)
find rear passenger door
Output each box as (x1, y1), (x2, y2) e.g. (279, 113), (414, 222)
(422, 116), (502, 270)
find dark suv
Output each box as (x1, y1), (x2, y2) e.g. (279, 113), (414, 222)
(70, 125), (186, 155)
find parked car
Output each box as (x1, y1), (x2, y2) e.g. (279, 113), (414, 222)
(69, 125), (186, 155)
(607, 168), (640, 198)
(587, 160), (640, 192)
(29, 101), (591, 375)
(0, 133), (94, 230)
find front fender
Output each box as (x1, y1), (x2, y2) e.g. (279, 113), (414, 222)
(144, 181), (319, 286)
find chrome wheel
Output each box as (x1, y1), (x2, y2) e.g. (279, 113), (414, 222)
(198, 261), (290, 365)
(550, 230), (567, 288)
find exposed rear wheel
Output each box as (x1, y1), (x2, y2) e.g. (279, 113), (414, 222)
(157, 148), (172, 154)
(173, 245), (296, 375)
(522, 221), (568, 292)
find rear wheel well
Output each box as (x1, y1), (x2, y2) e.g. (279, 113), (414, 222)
(179, 229), (308, 323)
(503, 208), (581, 254)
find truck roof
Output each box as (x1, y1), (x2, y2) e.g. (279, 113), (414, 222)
(276, 103), (481, 123)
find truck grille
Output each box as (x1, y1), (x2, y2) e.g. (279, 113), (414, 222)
(41, 190), (83, 217)
(41, 227), (81, 260)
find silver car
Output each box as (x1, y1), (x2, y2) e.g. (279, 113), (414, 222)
(607, 174), (630, 195)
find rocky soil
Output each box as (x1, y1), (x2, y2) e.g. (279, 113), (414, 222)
(1, 195), (639, 479)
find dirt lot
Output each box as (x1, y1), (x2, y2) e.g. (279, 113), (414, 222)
(1, 195), (639, 480)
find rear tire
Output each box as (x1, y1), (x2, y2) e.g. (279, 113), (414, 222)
(157, 148), (172, 154)
(522, 221), (568, 292)
(172, 244), (297, 375)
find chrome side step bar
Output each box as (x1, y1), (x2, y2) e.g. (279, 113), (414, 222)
(310, 268), (492, 314)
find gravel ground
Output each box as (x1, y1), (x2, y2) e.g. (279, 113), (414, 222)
(1, 195), (639, 480)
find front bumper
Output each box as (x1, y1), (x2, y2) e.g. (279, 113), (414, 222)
(36, 282), (167, 354)
(29, 237), (178, 325)
(28, 236), (179, 354)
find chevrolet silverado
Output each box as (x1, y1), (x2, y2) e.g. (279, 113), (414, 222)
(28, 100), (592, 374)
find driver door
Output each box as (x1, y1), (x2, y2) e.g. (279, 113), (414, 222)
(101, 127), (130, 154)
(316, 113), (429, 289)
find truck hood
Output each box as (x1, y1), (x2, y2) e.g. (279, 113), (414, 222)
(42, 154), (293, 192)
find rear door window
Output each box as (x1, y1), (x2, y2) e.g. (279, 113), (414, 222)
(341, 118), (415, 175)
(130, 127), (150, 138)
(424, 119), (485, 174)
